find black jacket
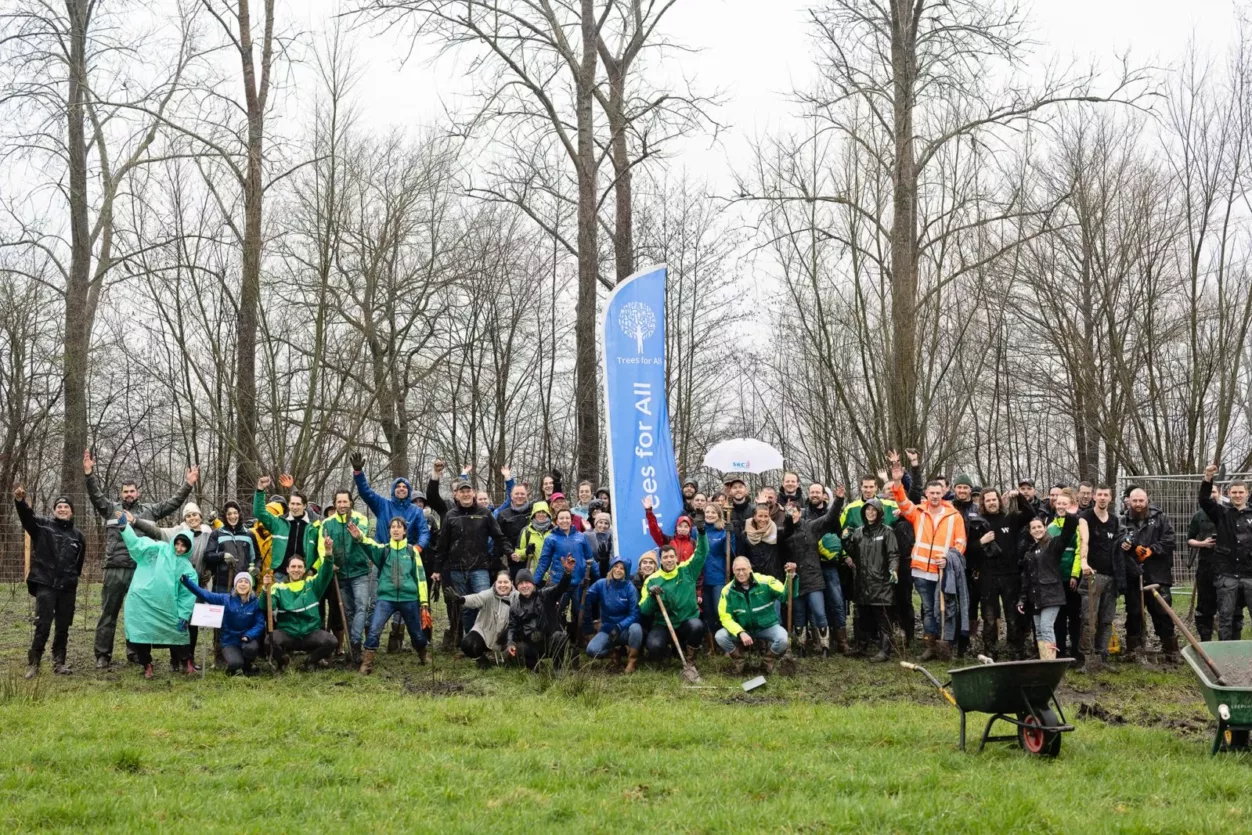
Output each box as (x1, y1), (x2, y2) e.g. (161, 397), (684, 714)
(16, 499), (86, 593)
(1081, 507), (1125, 590)
(982, 495), (1032, 577)
(782, 497), (844, 595)
(507, 572), (572, 644)
(496, 501), (532, 551)
(1119, 505), (1176, 587)
(434, 501), (507, 574)
(203, 523), (261, 591)
(845, 514), (899, 607)
(953, 499), (990, 574)
(1020, 515), (1078, 611)
(1198, 479), (1252, 578)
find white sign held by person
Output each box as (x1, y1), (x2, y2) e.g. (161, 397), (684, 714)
(191, 603), (225, 629)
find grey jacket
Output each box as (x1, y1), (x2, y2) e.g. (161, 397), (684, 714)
(85, 473), (192, 569)
(461, 587), (517, 650)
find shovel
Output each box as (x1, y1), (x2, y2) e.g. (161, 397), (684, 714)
(1144, 583), (1228, 685)
(653, 590), (701, 684)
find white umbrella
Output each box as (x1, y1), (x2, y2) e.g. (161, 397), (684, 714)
(702, 438), (784, 475)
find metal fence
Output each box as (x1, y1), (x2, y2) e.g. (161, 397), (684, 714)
(1132, 472), (1241, 592)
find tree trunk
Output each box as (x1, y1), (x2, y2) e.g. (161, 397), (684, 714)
(574, 0), (601, 484)
(607, 63), (634, 282)
(888, 0), (921, 450)
(58, 0), (91, 511)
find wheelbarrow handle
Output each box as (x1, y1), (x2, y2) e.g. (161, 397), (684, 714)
(901, 662), (958, 708)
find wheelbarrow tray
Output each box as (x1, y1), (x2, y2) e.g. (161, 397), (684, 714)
(948, 659), (1075, 714)
(1181, 641), (1252, 754)
(946, 659), (1075, 754)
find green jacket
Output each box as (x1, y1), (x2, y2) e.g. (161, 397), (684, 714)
(841, 498), (899, 531)
(639, 531), (707, 623)
(718, 573), (788, 636)
(364, 537), (430, 604)
(319, 510), (373, 579)
(253, 490), (321, 573)
(261, 552), (336, 639)
(121, 525), (197, 646)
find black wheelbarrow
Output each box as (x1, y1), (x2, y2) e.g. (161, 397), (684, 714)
(903, 658), (1076, 756)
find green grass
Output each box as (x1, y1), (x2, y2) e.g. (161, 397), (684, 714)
(0, 584), (1248, 832)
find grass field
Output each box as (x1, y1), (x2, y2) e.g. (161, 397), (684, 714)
(1, 584), (1248, 833)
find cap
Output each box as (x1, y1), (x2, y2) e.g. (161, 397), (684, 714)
(722, 474), (746, 486)
(1017, 479), (1034, 488)
(550, 491), (566, 501)
(454, 481), (474, 492)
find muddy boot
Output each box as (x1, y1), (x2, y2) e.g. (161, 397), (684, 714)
(1083, 655), (1105, 674)
(726, 648), (746, 674)
(350, 642), (363, 666)
(359, 650), (375, 675)
(919, 636), (938, 661)
(624, 647), (640, 674)
(871, 630), (892, 663)
(762, 649), (783, 675)
(935, 640), (953, 661)
(835, 628), (849, 654)
(817, 627), (831, 657)
(52, 655), (72, 675)
(417, 644), (429, 665)
(794, 628), (808, 656)
(439, 628), (456, 653)
(24, 652), (40, 680)
(1121, 633), (1142, 663)
(1161, 635), (1182, 665)
(1037, 641), (1057, 660)
(143, 663), (154, 680)
(387, 621), (405, 653)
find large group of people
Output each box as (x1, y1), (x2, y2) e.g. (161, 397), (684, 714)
(14, 445), (1247, 681)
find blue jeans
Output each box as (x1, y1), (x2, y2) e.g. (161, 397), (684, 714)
(1034, 606), (1060, 645)
(586, 623), (644, 656)
(364, 599), (429, 651)
(338, 573), (372, 647)
(793, 589), (829, 629)
(715, 624), (789, 655)
(913, 576), (939, 638)
(702, 584), (721, 634)
(821, 565), (847, 630)
(449, 569), (491, 636)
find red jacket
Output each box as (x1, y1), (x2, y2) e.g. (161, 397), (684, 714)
(646, 507), (695, 564)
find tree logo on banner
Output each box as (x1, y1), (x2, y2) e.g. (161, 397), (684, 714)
(619, 302), (657, 354)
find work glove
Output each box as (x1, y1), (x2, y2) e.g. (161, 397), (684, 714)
(889, 570), (898, 585)
(421, 607), (433, 631)
(1135, 546), (1152, 562)
(241, 636), (250, 643)
(349, 451), (365, 472)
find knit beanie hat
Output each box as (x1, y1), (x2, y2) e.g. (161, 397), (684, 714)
(233, 571), (253, 589)
(953, 475), (973, 488)
(183, 501), (203, 519)
(53, 495), (74, 512)
(515, 569), (535, 587)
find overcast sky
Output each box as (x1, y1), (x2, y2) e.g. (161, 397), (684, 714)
(291, 0), (1239, 191)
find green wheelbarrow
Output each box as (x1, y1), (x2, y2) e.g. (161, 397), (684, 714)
(903, 659), (1076, 756)
(1180, 640), (1252, 755)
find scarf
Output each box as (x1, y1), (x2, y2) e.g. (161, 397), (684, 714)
(531, 518), (552, 533)
(744, 518), (777, 546)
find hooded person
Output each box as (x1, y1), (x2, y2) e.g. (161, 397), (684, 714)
(507, 560), (575, 670)
(116, 513), (198, 678)
(843, 499), (900, 662)
(582, 556), (644, 671)
(350, 454), (424, 537)
(131, 501), (217, 668)
(443, 571), (517, 667)
(202, 501), (260, 591)
(83, 451), (196, 669)
(514, 501), (554, 579)
(351, 516), (431, 674)
(180, 571), (264, 675)
(643, 497), (696, 564)
(14, 487), (86, 679)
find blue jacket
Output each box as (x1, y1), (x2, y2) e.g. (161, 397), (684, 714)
(700, 525), (737, 588)
(582, 575), (639, 634)
(354, 473), (429, 547)
(536, 527), (596, 587)
(179, 576), (265, 648)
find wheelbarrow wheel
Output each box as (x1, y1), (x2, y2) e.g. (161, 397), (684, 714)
(1017, 709), (1062, 757)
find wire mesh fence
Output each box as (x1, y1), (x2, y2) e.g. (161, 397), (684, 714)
(1131, 472), (1240, 592)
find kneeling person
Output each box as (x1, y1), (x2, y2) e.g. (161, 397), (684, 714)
(507, 558), (575, 670)
(181, 571), (264, 675)
(260, 548), (338, 672)
(715, 557), (792, 673)
(583, 556), (644, 672)
(355, 517), (431, 673)
(443, 571), (516, 667)
(639, 531), (708, 662)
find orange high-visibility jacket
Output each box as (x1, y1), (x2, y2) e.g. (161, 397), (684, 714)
(891, 483), (967, 576)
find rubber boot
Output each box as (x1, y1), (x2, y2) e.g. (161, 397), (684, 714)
(24, 653), (40, 680)
(835, 628), (849, 654)
(143, 663), (154, 680)
(359, 649), (376, 675)
(182, 658), (197, 675)
(624, 647), (640, 674)
(817, 627), (831, 657)
(52, 655), (72, 675)
(387, 621), (405, 653)
(95, 656), (110, 670)
(762, 649), (784, 675)
(417, 644), (429, 665)
(1162, 635), (1182, 664)
(935, 640), (953, 661)
(728, 648), (747, 675)
(1037, 641), (1057, 660)
(919, 636), (938, 661)
(350, 642), (363, 666)
(795, 628), (808, 655)
(870, 631), (892, 663)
